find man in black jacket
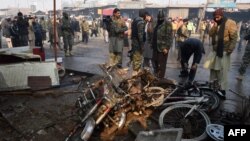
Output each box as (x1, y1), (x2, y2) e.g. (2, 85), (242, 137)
(179, 38), (205, 83)
(16, 12), (29, 46)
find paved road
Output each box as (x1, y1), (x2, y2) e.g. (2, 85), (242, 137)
(0, 33), (249, 141)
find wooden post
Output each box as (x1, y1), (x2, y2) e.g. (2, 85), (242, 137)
(53, 0), (57, 62)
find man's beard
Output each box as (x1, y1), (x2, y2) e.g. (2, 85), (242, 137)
(157, 19), (164, 25)
(215, 18), (223, 25)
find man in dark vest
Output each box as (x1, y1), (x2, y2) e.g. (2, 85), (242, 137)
(130, 9), (147, 76)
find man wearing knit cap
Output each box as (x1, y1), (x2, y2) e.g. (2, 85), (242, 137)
(208, 8), (238, 97)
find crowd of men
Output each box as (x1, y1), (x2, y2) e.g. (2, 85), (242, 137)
(0, 8), (250, 98)
(0, 12), (102, 57)
(105, 8), (250, 97)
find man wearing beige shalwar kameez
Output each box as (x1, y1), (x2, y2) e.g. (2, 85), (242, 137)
(208, 9), (238, 96)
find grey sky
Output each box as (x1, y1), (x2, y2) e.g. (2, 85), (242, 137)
(0, 0), (248, 11)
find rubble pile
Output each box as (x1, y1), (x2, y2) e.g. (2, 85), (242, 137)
(71, 65), (176, 140)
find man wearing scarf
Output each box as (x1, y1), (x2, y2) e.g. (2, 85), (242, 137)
(208, 8), (238, 96)
(152, 9), (173, 79)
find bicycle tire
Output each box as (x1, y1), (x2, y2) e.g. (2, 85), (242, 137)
(159, 104), (211, 141)
(198, 88), (220, 112)
(66, 117), (95, 141)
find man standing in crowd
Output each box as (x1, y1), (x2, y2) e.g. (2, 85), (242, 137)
(208, 8), (238, 96)
(33, 19), (43, 49)
(237, 21), (249, 51)
(62, 12), (74, 57)
(108, 8), (128, 68)
(91, 18), (98, 37)
(130, 9), (147, 75)
(48, 18), (60, 50)
(71, 16), (80, 43)
(16, 12), (29, 46)
(80, 17), (89, 44)
(143, 14), (154, 68)
(176, 18), (189, 61)
(1, 17), (12, 48)
(39, 17), (47, 43)
(199, 19), (207, 44)
(152, 9), (173, 79)
(236, 31), (250, 81)
(179, 38), (205, 83)
(28, 16), (35, 47)
(102, 16), (111, 43)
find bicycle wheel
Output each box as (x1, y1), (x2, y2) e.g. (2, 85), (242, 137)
(199, 88), (220, 112)
(159, 104), (211, 141)
(187, 87), (220, 112)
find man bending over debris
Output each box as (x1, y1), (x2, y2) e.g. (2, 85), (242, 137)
(179, 38), (205, 83)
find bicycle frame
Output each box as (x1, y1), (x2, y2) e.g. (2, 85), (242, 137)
(194, 80), (225, 98)
(160, 82), (220, 113)
(162, 96), (209, 107)
(162, 90), (209, 118)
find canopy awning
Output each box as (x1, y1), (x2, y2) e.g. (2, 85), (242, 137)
(102, 8), (114, 16)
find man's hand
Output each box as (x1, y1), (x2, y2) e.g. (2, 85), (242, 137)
(226, 51), (232, 55)
(163, 48), (168, 55)
(124, 30), (128, 35)
(191, 64), (197, 70)
(140, 45), (144, 53)
(184, 63), (188, 69)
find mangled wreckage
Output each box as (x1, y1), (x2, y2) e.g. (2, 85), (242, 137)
(65, 65), (177, 141)
(66, 64), (221, 141)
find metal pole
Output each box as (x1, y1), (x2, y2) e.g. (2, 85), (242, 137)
(43, 0), (45, 11)
(60, 0), (63, 17)
(168, 0), (171, 17)
(18, 0), (20, 10)
(54, 0), (58, 62)
(197, 0), (208, 32)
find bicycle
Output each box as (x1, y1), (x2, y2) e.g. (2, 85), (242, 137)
(159, 104), (210, 141)
(193, 79), (226, 99)
(68, 66), (221, 141)
(156, 82), (221, 141)
(131, 80), (219, 141)
(163, 81), (221, 113)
